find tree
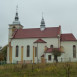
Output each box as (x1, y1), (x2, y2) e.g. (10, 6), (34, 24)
(52, 48), (61, 63)
(0, 53), (4, 61)
(0, 45), (7, 61)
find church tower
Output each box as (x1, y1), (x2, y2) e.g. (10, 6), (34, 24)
(7, 6), (23, 63)
(40, 14), (45, 31)
(8, 6), (23, 42)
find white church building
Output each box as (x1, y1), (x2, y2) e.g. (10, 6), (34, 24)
(7, 9), (77, 64)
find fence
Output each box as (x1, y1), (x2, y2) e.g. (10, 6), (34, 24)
(0, 57), (77, 65)
(0, 61), (6, 65)
(12, 57), (77, 64)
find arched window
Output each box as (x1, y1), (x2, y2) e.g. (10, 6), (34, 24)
(50, 45), (53, 48)
(35, 47), (37, 57)
(16, 46), (19, 57)
(27, 45), (30, 57)
(73, 45), (76, 58)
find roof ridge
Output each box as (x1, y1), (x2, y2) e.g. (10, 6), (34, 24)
(22, 26), (59, 30)
(61, 33), (73, 35)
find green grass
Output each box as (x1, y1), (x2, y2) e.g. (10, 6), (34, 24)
(0, 62), (77, 77)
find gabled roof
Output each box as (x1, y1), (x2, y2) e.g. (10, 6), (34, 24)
(61, 33), (77, 41)
(13, 26), (60, 39)
(45, 48), (53, 53)
(45, 48), (60, 53)
(34, 39), (47, 43)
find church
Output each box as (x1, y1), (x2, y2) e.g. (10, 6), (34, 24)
(7, 9), (77, 64)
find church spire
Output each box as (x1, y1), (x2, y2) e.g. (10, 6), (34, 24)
(13, 5), (20, 25)
(15, 5), (19, 21)
(40, 13), (45, 31)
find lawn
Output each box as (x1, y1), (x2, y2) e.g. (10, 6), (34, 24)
(0, 62), (77, 77)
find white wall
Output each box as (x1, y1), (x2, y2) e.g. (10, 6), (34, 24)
(10, 38), (58, 63)
(34, 43), (46, 63)
(61, 41), (77, 62)
(45, 53), (54, 63)
(7, 37), (77, 63)
(45, 52), (65, 63)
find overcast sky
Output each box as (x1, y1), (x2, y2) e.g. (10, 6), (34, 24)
(0, 0), (77, 47)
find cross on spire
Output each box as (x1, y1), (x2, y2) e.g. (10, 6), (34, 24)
(42, 12), (43, 19)
(15, 5), (19, 21)
(41, 12), (45, 25)
(16, 5), (18, 13)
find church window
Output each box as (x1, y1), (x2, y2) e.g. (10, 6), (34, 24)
(35, 47), (37, 57)
(73, 45), (76, 58)
(16, 46), (19, 57)
(48, 55), (51, 61)
(50, 45), (53, 48)
(27, 45), (30, 57)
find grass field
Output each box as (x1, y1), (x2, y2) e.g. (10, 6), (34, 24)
(0, 62), (77, 77)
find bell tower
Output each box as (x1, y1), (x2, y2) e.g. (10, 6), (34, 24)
(7, 6), (23, 63)
(8, 6), (23, 42)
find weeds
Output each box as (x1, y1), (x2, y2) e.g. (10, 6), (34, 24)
(0, 62), (77, 77)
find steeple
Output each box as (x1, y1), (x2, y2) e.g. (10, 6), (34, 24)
(13, 5), (20, 25)
(40, 13), (45, 31)
(8, 6), (23, 42)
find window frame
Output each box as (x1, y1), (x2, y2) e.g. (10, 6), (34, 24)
(16, 45), (19, 57)
(48, 55), (51, 61)
(50, 45), (53, 48)
(35, 47), (37, 57)
(73, 45), (76, 58)
(27, 45), (30, 57)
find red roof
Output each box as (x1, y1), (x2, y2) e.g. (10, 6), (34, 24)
(13, 27), (60, 38)
(61, 33), (77, 41)
(53, 48), (60, 51)
(34, 39), (47, 43)
(45, 48), (60, 53)
(45, 48), (53, 53)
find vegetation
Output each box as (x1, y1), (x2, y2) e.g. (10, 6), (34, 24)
(0, 62), (77, 77)
(52, 48), (62, 62)
(0, 45), (7, 61)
